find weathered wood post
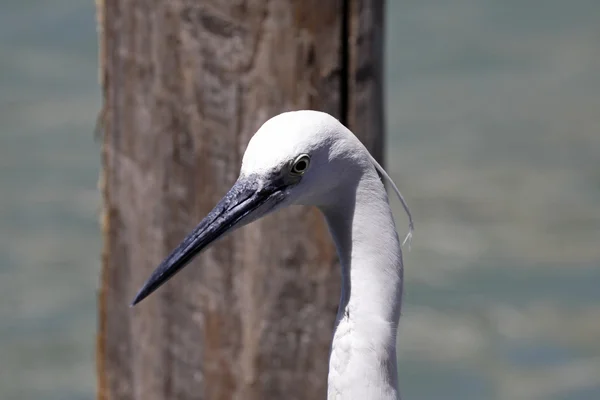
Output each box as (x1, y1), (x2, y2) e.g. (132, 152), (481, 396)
(96, 1), (384, 399)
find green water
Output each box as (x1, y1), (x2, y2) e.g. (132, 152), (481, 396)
(0, 1), (598, 399)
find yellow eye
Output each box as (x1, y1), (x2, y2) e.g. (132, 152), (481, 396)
(291, 154), (310, 175)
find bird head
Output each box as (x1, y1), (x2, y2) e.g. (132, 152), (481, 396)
(130, 110), (369, 306)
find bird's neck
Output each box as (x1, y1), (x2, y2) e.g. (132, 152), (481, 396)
(321, 169), (404, 400)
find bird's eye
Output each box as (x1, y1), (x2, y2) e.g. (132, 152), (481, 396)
(291, 154), (310, 176)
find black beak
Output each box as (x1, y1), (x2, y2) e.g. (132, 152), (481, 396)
(130, 176), (286, 306)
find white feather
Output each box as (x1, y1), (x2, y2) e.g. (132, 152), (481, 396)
(240, 110), (413, 399)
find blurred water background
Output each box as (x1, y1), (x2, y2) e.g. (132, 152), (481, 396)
(0, 1), (599, 399)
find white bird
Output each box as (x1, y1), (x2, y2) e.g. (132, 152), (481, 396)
(131, 110), (414, 400)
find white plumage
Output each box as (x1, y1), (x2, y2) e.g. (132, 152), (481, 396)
(132, 110), (414, 400)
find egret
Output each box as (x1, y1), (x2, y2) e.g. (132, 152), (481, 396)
(131, 110), (414, 400)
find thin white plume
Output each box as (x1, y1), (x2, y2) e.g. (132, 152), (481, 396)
(368, 154), (414, 249)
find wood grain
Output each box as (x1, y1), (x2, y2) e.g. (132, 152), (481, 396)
(97, 1), (384, 399)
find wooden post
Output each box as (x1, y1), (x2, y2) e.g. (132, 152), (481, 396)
(96, 1), (384, 399)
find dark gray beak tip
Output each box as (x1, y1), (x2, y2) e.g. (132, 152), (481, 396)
(129, 262), (175, 307)
(130, 294), (142, 307)
(130, 286), (149, 307)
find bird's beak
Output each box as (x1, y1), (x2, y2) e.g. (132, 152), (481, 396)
(130, 175), (287, 306)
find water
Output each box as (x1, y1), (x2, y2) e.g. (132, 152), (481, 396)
(0, 1), (598, 399)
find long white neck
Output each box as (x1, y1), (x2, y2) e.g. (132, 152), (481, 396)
(320, 167), (404, 400)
